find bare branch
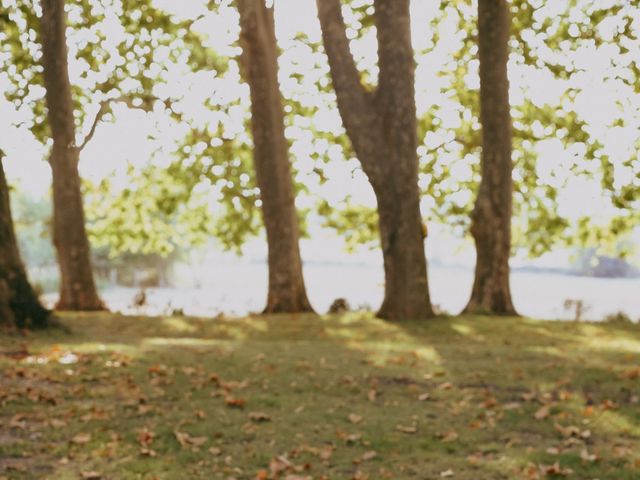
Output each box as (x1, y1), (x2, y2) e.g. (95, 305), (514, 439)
(77, 95), (175, 152)
(77, 100), (109, 151)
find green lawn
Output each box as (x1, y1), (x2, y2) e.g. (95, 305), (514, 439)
(1, 313), (639, 479)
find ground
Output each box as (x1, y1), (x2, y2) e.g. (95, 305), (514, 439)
(0, 313), (639, 479)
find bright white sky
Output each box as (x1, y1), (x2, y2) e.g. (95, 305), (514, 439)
(1, 0), (638, 266)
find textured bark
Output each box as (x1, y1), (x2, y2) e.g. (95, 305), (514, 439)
(0, 160), (50, 329)
(39, 0), (104, 311)
(238, 0), (313, 314)
(317, 0), (433, 320)
(464, 0), (517, 315)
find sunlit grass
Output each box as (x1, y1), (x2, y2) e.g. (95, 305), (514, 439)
(0, 313), (639, 479)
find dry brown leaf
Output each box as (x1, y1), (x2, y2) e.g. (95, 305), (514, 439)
(50, 419), (67, 428)
(368, 389), (377, 402)
(174, 431), (207, 448)
(396, 424), (417, 434)
(362, 450), (377, 461)
(249, 412), (271, 423)
(140, 447), (157, 457)
(441, 429), (459, 443)
(534, 405), (551, 420)
(418, 392), (431, 401)
(225, 396), (246, 408)
(71, 433), (92, 444)
(580, 449), (598, 463)
(319, 445), (333, 460)
(81, 472), (101, 480)
(269, 455), (294, 476)
(539, 462), (573, 476)
(348, 413), (363, 424)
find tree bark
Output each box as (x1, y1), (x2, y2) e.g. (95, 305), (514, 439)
(464, 0), (517, 315)
(317, 0), (433, 320)
(39, 0), (104, 311)
(238, 0), (314, 314)
(0, 159), (50, 329)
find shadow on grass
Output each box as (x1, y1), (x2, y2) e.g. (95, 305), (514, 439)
(0, 312), (639, 479)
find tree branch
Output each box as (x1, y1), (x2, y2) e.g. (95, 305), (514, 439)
(77, 100), (109, 151)
(77, 95), (175, 152)
(316, 0), (378, 163)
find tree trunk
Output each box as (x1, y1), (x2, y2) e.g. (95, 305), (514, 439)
(238, 0), (313, 314)
(0, 159), (50, 329)
(317, 0), (433, 320)
(39, 0), (104, 311)
(464, 0), (517, 315)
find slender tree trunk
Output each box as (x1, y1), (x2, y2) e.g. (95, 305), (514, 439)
(464, 0), (517, 315)
(238, 0), (313, 314)
(317, 0), (433, 320)
(0, 159), (50, 329)
(39, 0), (104, 311)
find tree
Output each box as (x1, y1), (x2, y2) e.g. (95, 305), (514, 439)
(38, 0), (104, 311)
(463, 0), (517, 315)
(317, 0), (433, 320)
(0, 154), (50, 329)
(417, 0), (640, 259)
(237, 0), (313, 314)
(1, 0), (218, 310)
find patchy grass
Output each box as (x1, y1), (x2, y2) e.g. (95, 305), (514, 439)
(1, 313), (639, 479)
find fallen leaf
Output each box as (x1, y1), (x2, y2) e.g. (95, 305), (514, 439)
(534, 405), (551, 420)
(418, 392), (431, 401)
(71, 433), (92, 444)
(249, 412), (271, 423)
(225, 396), (246, 408)
(580, 449), (598, 463)
(348, 413), (363, 424)
(396, 425), (417, 434)
(362, 450), (377, 461)
(441, 430), (459, 443)
(539, 462), (573, 476)
(50, 419), (67, 428)
(440, 469), (454, 478)
(81, 472), (101, 480)
(174, 431), (208, 448)
(269, 455), (294, 476)
(368, 389), (377, 402)
(140, 447), (157, 457)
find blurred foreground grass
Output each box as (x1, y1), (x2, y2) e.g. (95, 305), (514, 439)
(1, 313), (639, 479)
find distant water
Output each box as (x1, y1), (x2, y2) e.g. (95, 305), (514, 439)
(44, 262), (639, 321)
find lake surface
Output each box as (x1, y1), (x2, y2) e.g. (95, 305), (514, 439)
(46, 262), (639, 321)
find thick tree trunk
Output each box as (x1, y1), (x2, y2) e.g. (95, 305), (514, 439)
(0, 160), (50, 329)
(464, 0), (517, 315)
(317, 0), (433, 320)
(238, 0), (313, 314)
(39, 0), (104, 311)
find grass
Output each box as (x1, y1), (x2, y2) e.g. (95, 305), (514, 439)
(0, 312), (639, 479)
